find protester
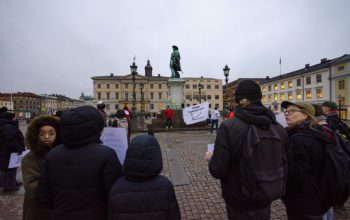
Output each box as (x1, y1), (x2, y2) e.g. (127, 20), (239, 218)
(281, 101), (331, 219)
(210, 107), (220, 133)
(97, 101), (107, 127)
(164, 105), (174, 129)
(123, 106), (131, 144)
(108, 134), (181, 220)
(226, 108), (235, 119)
(36, 106), (123, 220)
(22, 116), (61, 220)
(206, 80), (290, 219)
(312, 104), (334, 220)
(0, 107), (25, 193)
(322, 101), (350, 141)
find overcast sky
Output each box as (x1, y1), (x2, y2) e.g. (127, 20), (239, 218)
(1, 0), (349, 99)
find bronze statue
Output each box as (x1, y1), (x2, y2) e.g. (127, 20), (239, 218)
(170, 45), (182, 78)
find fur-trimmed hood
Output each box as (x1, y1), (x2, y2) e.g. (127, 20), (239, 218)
(25, 116), (61, 157)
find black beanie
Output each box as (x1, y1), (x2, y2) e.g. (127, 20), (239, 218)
(235, 80), (262, 103)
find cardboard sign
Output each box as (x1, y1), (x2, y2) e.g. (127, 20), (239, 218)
(8, 150), (30, 168)
(182, 102), (209, 125)
(100, 127), (128, 165)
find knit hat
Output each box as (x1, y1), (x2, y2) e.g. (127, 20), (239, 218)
(281, 101), (315, 118)
(322, 101), (338, 110)
(0, 107), (15, 120)
(235, 80), (262, 103)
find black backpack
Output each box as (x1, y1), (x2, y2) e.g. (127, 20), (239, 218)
(327, 116), (350, 141)
(293, 129), (350, 208)
(238, 123), (287, 203)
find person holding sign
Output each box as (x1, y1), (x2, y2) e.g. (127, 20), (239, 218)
(22, 115), (61, 220)
(0, 107), (25, 193)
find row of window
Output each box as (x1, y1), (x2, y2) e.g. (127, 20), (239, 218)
(97, 83), (165, 90)
(262, 74), (323, 92)
(97, 92), (158, 100)
(262, 89), (324, 102)
(185, 84), (220, 90)
(185, 95), (220, 100)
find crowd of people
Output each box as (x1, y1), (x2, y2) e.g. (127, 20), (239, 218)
(0, 79), (349, 219)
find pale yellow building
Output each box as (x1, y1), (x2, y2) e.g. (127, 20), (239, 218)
(91, 60), (224, 115)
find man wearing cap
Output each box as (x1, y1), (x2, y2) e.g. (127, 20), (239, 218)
(170, 45), (181, 78)
(322, 101), (350, 140)
(206, 80), (290, 219)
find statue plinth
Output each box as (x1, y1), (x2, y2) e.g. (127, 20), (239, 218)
(167, 78), (185, 110)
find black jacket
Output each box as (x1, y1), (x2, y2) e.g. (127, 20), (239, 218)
(209, 103), (290, 211)
(108, 135), (181, 220)
(326, 112), (350, 140)
(284, 122), (331, 215)
(0, 119), (25, 170)
(35, 106), (123, 220)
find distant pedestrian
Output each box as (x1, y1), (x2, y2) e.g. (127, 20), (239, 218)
(164, 105), (174, 129)
(322, 101), (350, 141)
(22, 115), (61, 220)
(282, 101), (331, 219)
(112, 110), (129, 144)
(97, 101), (107, 127)
(210, 107), (220, 133)
(206, 80), (290, 219)
(108, 134), (181, 220)
(0, 107), (25, 193)
(226, 108), (235, 119)
(36, 106), (123, 220)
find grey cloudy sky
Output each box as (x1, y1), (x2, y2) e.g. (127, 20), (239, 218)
(1, 0), (349, 98)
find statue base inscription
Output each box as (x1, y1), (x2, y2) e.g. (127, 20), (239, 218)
(167, 78), (185, 110)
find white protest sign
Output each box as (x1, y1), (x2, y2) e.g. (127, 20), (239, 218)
(100, 127), (128, 165)
(8, 150), (30, 168)
(182, 102), (209, 125)
(207, 143), (214, 153)
(276, 113), (288, 128)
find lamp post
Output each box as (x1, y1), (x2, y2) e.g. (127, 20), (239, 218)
(140, 84), (144, 113)
(223, 64), (230, 116)
(198, 82), (202, 104)
(130, 59), (138, 115)
(338, 94), (343, 120)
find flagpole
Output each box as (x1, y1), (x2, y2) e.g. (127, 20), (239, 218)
(279, 57), (282, 77)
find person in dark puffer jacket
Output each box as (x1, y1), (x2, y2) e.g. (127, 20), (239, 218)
(35, 106), (123, 220)
(108, 134), (181, 220)
(0, 107), (25, 193)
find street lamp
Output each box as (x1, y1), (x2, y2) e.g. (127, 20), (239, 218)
(223, 64), (230, 115)
(140, 84), (144, 113)
(198, 82), (202, 104)
(130, 58), (138, 115)
(338, 94), (343, 120)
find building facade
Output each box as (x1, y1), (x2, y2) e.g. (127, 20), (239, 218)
(224, 78), (265, 111)
(183, 77), (223, 110)
(0, 98), (14, 111)
(39, 94), (58, 115)
(261, 54), (350, 120)
(91, 60), (224, 115)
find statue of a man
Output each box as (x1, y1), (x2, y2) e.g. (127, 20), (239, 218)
(170, 45), (181, 78)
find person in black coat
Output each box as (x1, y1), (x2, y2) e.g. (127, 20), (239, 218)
(0, 107), (25, 192)
(281, 101), (331, 219)
(206, 80), (290, 219)
(108, 134), (181, 220)
(35, 106), (123, 220)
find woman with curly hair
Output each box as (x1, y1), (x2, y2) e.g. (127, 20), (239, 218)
(22, 115), (61, 220)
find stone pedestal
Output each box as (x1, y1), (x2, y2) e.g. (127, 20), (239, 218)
(167, 78), (185, 110)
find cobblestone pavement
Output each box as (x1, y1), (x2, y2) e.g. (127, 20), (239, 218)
(1, 129), (350, 219)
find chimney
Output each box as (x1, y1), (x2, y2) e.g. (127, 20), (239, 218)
(320, 58), (327, 64)
(110, 73), (114, 77)
(305, 64), (310, 69)
(266, 76), (270, 81)
(158, 74), (161, 77)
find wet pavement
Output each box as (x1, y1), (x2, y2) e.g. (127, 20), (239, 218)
(1, 124), (350, 219)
